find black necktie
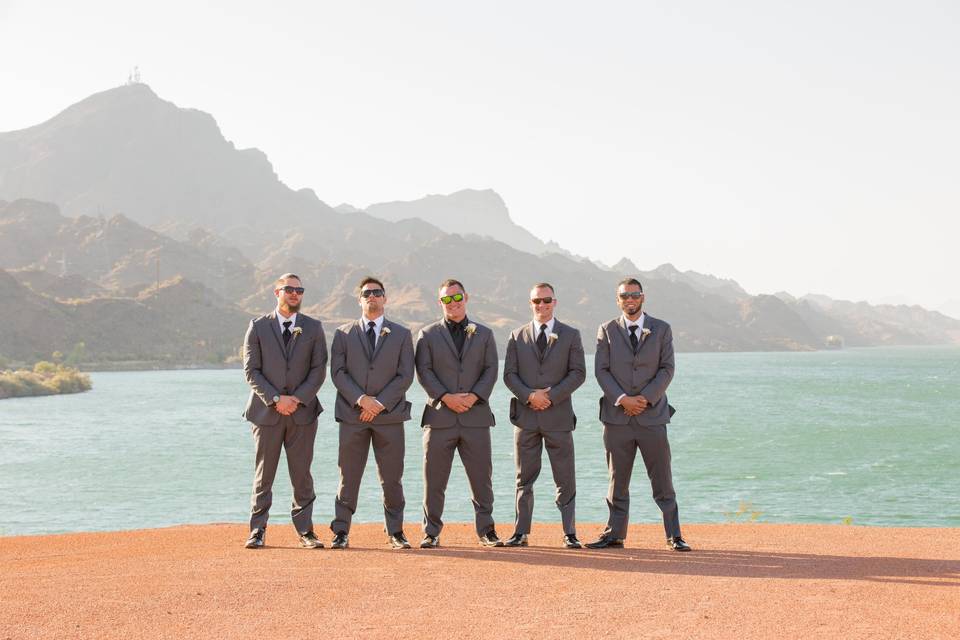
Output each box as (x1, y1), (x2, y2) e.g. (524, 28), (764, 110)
(282, 321), (292, 346)
(448, 320), (466, 353)
(366, 321), (377, 352)
(628, 325), (639, 353)
(536, 323), (548, 353)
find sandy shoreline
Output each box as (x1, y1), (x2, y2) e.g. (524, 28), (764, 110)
(3, 522), (959, 639)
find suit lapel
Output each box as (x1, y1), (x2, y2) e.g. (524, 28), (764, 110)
(438, 322), (461, 360)
(460, 323), (476, 362)
(615, 316), (632, 355)
(541, 321), (561, 361)
(372, 319), (391, 360)
(355, 320), (374, 361)
(268, 312), (287, 356)
(521, 323), (539, 361)
(286, 317), (301, 359)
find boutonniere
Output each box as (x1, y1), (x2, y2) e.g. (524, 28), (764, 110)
(465, 323), (477, 336)
(640, 328), (651, 341)
(548, 332), (559, 342)
(291, 327), (303, 337)
(380, 326), (391, 338)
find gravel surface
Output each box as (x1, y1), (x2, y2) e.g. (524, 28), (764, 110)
(3, 523), (959, 639)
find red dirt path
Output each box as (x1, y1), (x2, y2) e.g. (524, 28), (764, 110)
(3, 523), (959, 639)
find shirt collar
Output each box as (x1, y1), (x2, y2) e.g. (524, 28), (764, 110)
(362, 315), (385, 332)
(445, 316), (469, 332)
(532, 317), (556, 336)
(277, 309), (298, 328)
(621, 312), (645, 329)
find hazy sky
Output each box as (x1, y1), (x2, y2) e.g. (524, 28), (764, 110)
(2, 1), (958, 311)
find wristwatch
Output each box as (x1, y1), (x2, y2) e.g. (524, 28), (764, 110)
(272, 394), (280, 405)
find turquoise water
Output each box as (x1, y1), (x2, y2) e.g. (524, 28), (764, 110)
(1, 346), (957, 536)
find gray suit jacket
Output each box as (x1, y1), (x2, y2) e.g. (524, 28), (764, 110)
(330, 318), (414, 424)
(503, 320), (586, 431)
(415, 319), (498, 428)
(243, 312), (328, 426)
(595, 314), (675, 426)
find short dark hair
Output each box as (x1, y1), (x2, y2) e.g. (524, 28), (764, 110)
(439, 278), (466, 293)
(617, 277), (643, 292)
(532, 282), (555, 295)
(357, 276), (385, 295)
(274, 273), (301, 288)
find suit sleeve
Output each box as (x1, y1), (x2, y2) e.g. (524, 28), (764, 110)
(470, 330), (498, 403)
(415, 330), (451, 404)
(503, 331), (534, 402)
(330, 329), (364, 406)
(639, 324), (675, 404)
(547, 330), (586, 404)
(243, 319), (279, 404)
(375, 329), (415, 411)
(595, 324), (626, 403)
(292, 321), (328, 403)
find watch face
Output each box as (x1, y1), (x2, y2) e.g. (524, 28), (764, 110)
(273, 395), (280, 403)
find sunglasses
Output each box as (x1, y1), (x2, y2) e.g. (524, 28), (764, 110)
(439, 293), (465, 304)
(281, 286), (305, 295)
(619, 292), (643, 300)
(360, 288), (385, 298)
(530, 297), (554, 304)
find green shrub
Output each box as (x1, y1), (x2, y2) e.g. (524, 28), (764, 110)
(0, 364), (92, 399)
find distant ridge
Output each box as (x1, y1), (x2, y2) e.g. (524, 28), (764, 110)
(1, 86), (958, 366)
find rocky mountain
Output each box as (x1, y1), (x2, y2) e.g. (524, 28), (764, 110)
(363, 189), (550, 256)
(1, 85), (958, 367)
(0, 269), (249, 365)
(0, 84), (447, 267)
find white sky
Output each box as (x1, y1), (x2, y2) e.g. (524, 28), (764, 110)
(2, 1), (958, 310)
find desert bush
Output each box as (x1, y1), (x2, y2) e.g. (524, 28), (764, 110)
(0, 364), (91, 399)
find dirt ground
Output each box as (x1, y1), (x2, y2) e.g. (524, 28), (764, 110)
(3, 522), (958, 639)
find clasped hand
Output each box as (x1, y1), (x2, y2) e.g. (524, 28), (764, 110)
(527, 387), (552, 411)
(274, 395), (300, 416)
(620, 395), (648, 417)
(441, 392), (479, 414)
(358, 395), (385, 423)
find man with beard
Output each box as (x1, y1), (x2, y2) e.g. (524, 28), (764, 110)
(242, 273), (328, 549)
(415, 279), (502, 548)
(586, 277), (691, 552)
(329, 276), (415, 550)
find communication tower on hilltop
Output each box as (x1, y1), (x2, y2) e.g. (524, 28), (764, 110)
(126, 66), (142, 85)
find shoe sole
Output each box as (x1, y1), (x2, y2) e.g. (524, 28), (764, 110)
(504, 541), (528, 547)
(479, 541), (504, 547)
(419, 543), (439, 549)
(244, 543), (263, 549)
(390, 541), (412, 549)
(299, 542), (324, 549)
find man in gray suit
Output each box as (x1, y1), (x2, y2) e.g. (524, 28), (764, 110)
(242, 273), (328, 549)
(329, 276), (415, 550)
(586, 277), (691, 552)
(415, 278), (502, 548)
(503, 283), (586, 548)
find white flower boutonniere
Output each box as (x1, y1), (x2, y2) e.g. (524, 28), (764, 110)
(465, 323), (477, 336)
(640, 328), (651, 341)
(548, 332), (559, 342)
(380, 326), (391, 338)
(291, 327), (303, 337)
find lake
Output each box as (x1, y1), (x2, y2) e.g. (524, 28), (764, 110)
(1, 346), (957, 536)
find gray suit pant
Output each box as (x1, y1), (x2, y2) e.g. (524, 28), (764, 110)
(249, 416), (317, 534)
(602, 423), (681, 539)
(422, 425), (495, 537)
(514, 427), (576, 535)
(331, 422), (406, 535)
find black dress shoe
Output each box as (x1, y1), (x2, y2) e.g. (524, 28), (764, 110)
(584, 534), (624, 549)
(245, 528), (265, 549)
(420, 534), (440, 549)
(478, 529), (504, 547)
(331, 531), (349, 549)
(298, 531), (324, 549)
(388, 531), (411, 549)
(503, 532), (528, 547)
(562, 534), (582, 549)
(667, 536), (692, 551)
